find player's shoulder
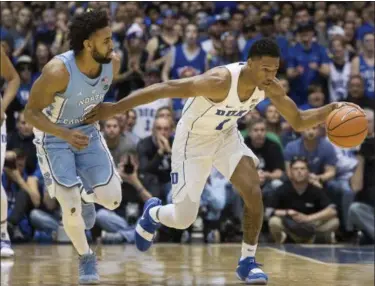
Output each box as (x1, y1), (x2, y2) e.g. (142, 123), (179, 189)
(196, 66), (230, 88)
(39, 58), (69, 87)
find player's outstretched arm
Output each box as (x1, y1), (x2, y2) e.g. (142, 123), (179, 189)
(0, 45), (20, 111)
(84, 69), (228, 123)
(24, 59), (71, 139)
(267, 79), (357, 132)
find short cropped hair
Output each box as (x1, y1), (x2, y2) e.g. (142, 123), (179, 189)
(247, 38), (280, 60)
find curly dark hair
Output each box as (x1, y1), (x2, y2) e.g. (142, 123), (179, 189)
(247, 38), (280, 60)
(68, 9), (109, 54)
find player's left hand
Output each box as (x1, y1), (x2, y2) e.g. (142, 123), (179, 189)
(84, 102), (115, 124)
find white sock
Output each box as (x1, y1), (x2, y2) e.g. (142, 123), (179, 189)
(1, 185), (10, 241)
(1, 221), (10, 241)
(149, 206), (161, 223)
(240, 242), (257, 260)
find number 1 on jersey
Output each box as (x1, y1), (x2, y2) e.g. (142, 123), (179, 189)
(215, 119), (231, 130)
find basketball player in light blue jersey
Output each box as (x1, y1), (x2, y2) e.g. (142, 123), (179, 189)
(25, 10), (121, 284)
(86, 38), (361, 285)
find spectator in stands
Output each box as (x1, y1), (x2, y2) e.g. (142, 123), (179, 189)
(6, 111), (37, 174)
(346, 75), (375, 112)
(146, 9), (182, 70)
(132, 67), (171, 140)
(294, 6), (311, 26)
(34, 8), (56, 46)
(348, 109), (375, 244)
(343, 21), (356, 53)
(351, 32), (374, 99)
(244, 118), (285, 204)
(102, 117), (137, 166)
(114, 23), (148, 100)
(284, 125), (337, 189)
(287, 22), (330, 106)
(137, 117), (173, 200)
(2, 149), (41, 241)
(356, 6), (374, 42)
(268, 157), (339, 243)
(28, 166), (61, 242)
(201, 15), (226, 56)
(242, 16), (289, 72)
(1, 7), (13, 34)
(14, 55), (33, 108)
(162, 23), (207, 119)
(96, 153), (152, 244)
(11, 7), (33, 58)
(33, 42), (51, 82)
(123, 109), (140, 144)
(300, 84), (326, 111)
(264, 104), (283, 148)
(328, 38), (353, 102)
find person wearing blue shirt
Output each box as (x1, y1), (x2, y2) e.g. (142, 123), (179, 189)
(287, 23), (330, 106)
(242, 16), (289, 73)
(356, 7), (374, 41)
(351, 32), (375, 100)
(284, 126), (337, 187)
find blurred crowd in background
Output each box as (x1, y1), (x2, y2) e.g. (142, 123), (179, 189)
(1, 1), (374, 246)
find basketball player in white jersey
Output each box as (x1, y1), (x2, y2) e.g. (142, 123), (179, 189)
(85, 38), (358, 285)
(0, 45), (20, 257)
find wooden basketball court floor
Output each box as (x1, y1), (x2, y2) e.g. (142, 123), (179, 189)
(1, 243), (373, 286)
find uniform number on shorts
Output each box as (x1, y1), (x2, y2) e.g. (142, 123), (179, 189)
(171, 172), (178, 184)
(215, 119), (231, 130)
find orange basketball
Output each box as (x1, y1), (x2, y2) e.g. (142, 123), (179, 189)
(326, 105), (368, 148)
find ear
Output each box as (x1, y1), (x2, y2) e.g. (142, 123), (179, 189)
(83, 39), (92, 51)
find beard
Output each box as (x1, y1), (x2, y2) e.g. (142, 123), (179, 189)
(92, 49), (112, 64)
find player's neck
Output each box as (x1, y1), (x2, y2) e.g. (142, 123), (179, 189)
(75, 52), (102, 79)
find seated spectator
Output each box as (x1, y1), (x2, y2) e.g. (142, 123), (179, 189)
(6, 110), (37, 173)
(268, 157), (339, 243)
(300, 85), (326, 111)
(345, 75), (375, 113)
(284, 125), (337, 189)
(124, 109), (140, 144)
(137, 116), (173, 200)
(264, 104), (283, 148)
(96, 154), (152, 244)
(28, 166), (61, 242)
(2, 149), (41, 242)
(102, 117), (137, 166)
(348, 109), (375, 244)
(244, 118), (285, 204)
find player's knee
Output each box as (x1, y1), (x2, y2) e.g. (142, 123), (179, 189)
(55, 185), (83, 225)
(94, 177), (122, 210)
(175, 212), (197, 229)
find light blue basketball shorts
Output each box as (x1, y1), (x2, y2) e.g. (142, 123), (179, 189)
(34, 125), (119, 198)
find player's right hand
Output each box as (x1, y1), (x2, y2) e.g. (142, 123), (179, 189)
(84, 102), (115, 124)
(64, 130), (89, 150)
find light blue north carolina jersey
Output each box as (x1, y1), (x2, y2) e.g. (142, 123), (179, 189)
(43, 50), (113, 129)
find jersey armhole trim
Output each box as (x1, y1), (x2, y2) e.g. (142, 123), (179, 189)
(204, 66), (231, 106)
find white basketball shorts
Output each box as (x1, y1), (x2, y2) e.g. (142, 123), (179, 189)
(170, 123), (259, 204)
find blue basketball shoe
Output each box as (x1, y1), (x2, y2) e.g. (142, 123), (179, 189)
(135, 197), (162, 252)
(79, 252), (100, 284)
(236, 257), (268, 285)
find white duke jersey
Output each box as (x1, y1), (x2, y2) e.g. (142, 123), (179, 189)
(179, 62), (265, 135)
(133, 98), (171, 139)
(329, 61), (351, 102)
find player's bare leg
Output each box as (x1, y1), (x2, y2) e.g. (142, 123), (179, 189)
(230, 156), (268, 285)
